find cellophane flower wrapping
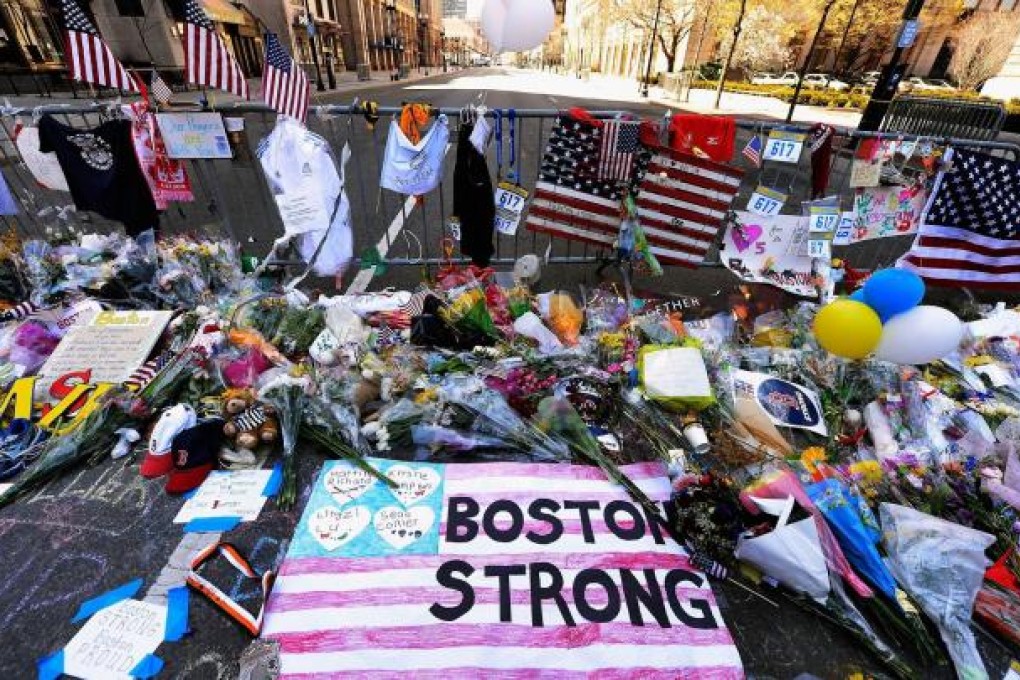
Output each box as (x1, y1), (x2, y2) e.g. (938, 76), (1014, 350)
(442, 283), (497, 339)
(881, 502), (995, 680)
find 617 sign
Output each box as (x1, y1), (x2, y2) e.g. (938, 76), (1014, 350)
(494, 182), (530, 236)
(763, 131), (807, 164)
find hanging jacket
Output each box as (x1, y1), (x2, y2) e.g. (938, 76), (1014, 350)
(453, 121), (495, 267)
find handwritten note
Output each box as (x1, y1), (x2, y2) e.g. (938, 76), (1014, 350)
(641, 347), (712, 400)
(63, 599), (166, 680)
(173, 469), (274, 523)
(37, 310), (172, 388)
(156, 112), (231, 159)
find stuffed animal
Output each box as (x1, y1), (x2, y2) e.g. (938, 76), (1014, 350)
(220, 387), (279, 452)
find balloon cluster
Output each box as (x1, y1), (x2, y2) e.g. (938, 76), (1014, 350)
(481, 0), (555, 53)
(813, 269), (964, 364)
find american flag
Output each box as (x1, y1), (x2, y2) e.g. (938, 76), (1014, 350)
(124, 351), (172, 392)
(742, 134), (762, 167)
(149, 69), (174, 106)
(899, 147), (1020, 288)
(597, 120), (641, 181)
(60, 0), (140, 93)
(525, 113), (650, 256)
(261, 31), (310, 123)
(262, 459), (744, 678)
(635, 146), (743, 267)
(183, 0), (249, 99)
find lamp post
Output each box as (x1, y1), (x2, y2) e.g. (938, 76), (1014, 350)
(640, 0), (664, 97)
(785, 0), (837, 122)
(859, 0), (926, 131)
(302, 0), (326, 91)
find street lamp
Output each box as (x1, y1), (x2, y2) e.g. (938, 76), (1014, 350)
(640, 0), (664, 97)
(303, 0), (326, 91)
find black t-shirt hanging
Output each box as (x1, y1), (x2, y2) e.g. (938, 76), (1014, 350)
(38, 114), (158, 235)
(453, 122), (495, 267)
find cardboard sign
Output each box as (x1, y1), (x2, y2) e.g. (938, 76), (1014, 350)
(264, 459), (744, 677)
(763, 131), (805, 163)
(155, 112), (231, 159)
(721, 211), (818, 298)
(849, 185), (926, 242)
(747, 186), (786, 217)
(37, 310), (172, 392)
(173, 469), (275, 524)
(62, 599), (166, 680)
(493, 182), (529, 235)
(731, 369), (827, 436)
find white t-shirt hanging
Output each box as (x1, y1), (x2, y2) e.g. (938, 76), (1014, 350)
(380, 114), (449, 196)
(258, 117), (353, 277)
(16, 126), (70, 192)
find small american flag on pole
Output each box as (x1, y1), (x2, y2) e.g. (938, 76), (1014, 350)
(60, 0), (140, 92)
(183, 0), (249, 99)
(741, 134), (762, 167)
(634, 147), (743, 267)
(149, 69), (174, 106)
(899, 147), (1020, 289)
(261, 31), (310, 123)
(596, 120), (641, 181)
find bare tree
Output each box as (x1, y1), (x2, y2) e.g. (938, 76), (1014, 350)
(949, 10), (1020, 91)
(719, 4), (793, 77)
(610, 0), (697, 73)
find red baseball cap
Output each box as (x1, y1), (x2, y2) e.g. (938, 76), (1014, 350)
(165, 419), (224, 494)
(141, 404), (197, 478)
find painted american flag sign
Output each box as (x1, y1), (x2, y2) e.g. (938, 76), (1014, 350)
(262, 458), (743, 678)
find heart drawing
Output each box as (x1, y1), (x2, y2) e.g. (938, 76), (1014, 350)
(324, 466), (379, 506)
(309, 505), (371, 552)
(374, 505), (435, 550)
(386, 465), (441, 506)
(730, 223), (763, 253)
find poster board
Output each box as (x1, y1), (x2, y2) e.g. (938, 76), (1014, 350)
(721, 211), (818, 298)
(155, 112), (231, 159)
(263, 458), (744, 678)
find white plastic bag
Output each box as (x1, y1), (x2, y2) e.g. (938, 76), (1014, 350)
(380, 115), (450, 195)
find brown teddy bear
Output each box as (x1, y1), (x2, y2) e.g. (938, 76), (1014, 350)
(221, 387), (279, 452)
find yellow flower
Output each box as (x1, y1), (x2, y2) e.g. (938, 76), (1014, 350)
(415, 388), (438, 404)
(800, 446), (828, 473)
(849, 460), (883, 486)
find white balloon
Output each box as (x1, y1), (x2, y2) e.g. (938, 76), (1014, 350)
(874, 305), (964, 365)
(481, 0), (555, 53)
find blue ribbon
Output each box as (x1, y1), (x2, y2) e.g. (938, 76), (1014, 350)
(183, 516), (241, 533)
(164, 587), (190, 642)
(130, 654), (164, 679)
(493, 109), (503, 176)
(71, 578), (143, 623)
(507, 109), (518, 183)
(262, 462), (283, 497)
(37, 649), (64, 680)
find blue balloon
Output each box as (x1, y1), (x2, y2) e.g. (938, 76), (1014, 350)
(863, 269), (925, 322)
(849, 289), (866, 302)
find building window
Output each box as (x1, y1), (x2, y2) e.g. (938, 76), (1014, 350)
(114, 0), (145, 16)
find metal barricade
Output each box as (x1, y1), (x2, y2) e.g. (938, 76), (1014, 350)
(0, 103), (1015, 280)
(880, 96), (1005, 142)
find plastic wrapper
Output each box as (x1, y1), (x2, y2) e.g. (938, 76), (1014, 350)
(9, 320), (60, 375)
(442, 282), (497, 339)
(411, 424), (509, 451)
(506, 285), (533, 320)
(513, 312), (563, 354)
(638, 344), (715, 412)
(23, 240), (67, 305)
(881, 502), (994, 680)
(539, 292), (582, 346)
(583, 288), (628, 334)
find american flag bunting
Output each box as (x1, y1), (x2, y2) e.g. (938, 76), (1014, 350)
(597, 120), (641, 181)
(60, 0), (140, 93)
(899, 147), (1020, 288)
(183, 0), (249, 99)
(150, 69), (174, 106)
(261, 31), (310, 123)
(741, 134), (762, 167)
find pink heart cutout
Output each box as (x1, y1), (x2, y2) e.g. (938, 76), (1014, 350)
(731, 223), (763, 253)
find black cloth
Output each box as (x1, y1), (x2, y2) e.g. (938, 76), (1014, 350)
(38, 115), (158, 235)
(452, 122), (495, 267)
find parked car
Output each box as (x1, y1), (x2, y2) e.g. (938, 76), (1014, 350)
(802, 73), (850, 91)
(905, 76), (956, 93)
(861, 71), (882, 85)
(751, 71), (799, 86)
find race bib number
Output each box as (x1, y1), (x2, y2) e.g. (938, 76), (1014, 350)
(808, 238), (832, 258)
(763, 131), (806, 163)
(832, 212), (854, 245)
(747, 186), (787, 217)
(494, 182), (529, 236)
(808, 206), (841, 233)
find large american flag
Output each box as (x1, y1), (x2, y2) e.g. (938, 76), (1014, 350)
(597, 120), (641, 181)
(899, 147), (1020, 288)
(635, 147), (743, 267)
(183, 0), (249, 99)
(525, 113), (649, 256)
(261, 31), (310, 123)
(263, 459), (743, 678)
(60, 0), (140, 92)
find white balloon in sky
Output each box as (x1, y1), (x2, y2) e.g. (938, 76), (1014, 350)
(481, 0), (555, 53)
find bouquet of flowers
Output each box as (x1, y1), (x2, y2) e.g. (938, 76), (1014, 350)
(441, 283), (498, 340)
(257, 367), (312, 509)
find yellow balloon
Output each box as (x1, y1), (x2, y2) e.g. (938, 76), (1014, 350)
(813, 299), (883, 359)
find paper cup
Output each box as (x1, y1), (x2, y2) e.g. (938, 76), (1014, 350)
(683, 423), (710, 455)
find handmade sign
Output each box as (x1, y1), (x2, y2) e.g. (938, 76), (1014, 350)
(845, 184), (926, 242)
(155, 112), (231, 159)
(173, 469), (276, 524)
(721, 211), (818, 298)
(264, 458), (744, 678)
(61, 599), (166, 680)
(731, 369), (827, 436)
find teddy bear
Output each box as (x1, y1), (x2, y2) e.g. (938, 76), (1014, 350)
(220, 387), (279, 452)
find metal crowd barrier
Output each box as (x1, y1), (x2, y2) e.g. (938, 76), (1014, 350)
(0, 103), (1015, 278)
(880, 96), (1006, 142)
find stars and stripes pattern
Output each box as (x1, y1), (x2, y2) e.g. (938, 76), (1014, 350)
(741, 134), (762, 167)
(60, 0), (140, 93)
(0, 301), (40, 324)
(262, 460), (744, 678)
(183, 0), (249, 99)
(398, 288), (431, 318)
(124, 351), (172, 392)
(899, 147), (1020, 289)
(261, 31), (310, 123)
(634, 147), (743, 268)
(150, 69), (174, 106)
(596, 120), (641, 181)
(525, 113), (651, 256)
